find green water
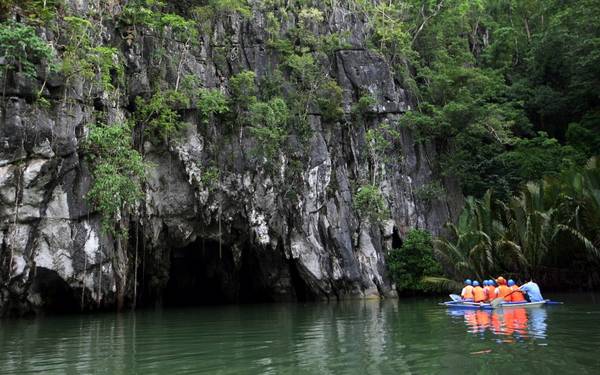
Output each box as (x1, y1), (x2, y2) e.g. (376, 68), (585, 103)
(1, 294), (599, 374)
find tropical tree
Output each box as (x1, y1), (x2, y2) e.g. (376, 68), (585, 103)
(433, 159), (600, 288)
(502, 177), (599, 281)
(545, 158), (600, 263)
(502, 183), (560, 279)
(433, 190), (521, 281)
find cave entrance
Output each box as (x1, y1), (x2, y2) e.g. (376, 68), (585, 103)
(30, 267), (79, 314)
(164, 240), (233, 307)
(163, 239), (279, 307)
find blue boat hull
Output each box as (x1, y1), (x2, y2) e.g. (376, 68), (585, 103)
(441, 300), (549, 309)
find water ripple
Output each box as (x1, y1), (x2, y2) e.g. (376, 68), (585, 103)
(0, 296), (599, 374)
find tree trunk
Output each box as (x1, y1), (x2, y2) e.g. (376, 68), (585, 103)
(524, 17), (532, 42)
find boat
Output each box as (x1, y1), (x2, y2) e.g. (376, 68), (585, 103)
(440, 300), (550, 310)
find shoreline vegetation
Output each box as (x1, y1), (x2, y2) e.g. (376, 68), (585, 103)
(388, 158), (599, 295)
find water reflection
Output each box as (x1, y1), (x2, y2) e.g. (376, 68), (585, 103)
(2, 297), (598, 374)
(0, 302), (406, 375)
(447, 307), (548, 341)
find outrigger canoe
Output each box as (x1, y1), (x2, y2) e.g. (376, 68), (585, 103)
(440, 300), (550, 310)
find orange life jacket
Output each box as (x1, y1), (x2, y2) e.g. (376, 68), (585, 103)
(510, 285), (527, 302)
(473, 286), (486, 302)
(484, 286), (496, 301)
(496, 285), (511, 301)
(462, 285), (474, 299)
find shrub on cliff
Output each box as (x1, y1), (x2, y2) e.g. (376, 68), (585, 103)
(86, 123), (147, 235)
(0, 1), (59, 24)
(354, 184), (389, 223)
(316, 79), (344, 123)
(197, 88), (229, 125)
(248, 97), (289, 166)
(133, 89), (190, 144)
(387, 229), (442, 294)
(0, 21), (52, 79)
(119, 0), (198, 41)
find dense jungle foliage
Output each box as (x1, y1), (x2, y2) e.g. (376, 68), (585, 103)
(391, 158), (600, 292)
(432, 158), (600, 291)
(371, 0), (600, 291)
(354, 0), (599, 200)
(1, 0), (598, 292)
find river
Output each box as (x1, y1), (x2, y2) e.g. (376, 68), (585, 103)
(1, 294), (599, 374)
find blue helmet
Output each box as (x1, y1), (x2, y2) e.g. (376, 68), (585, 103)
(483, 280), (489, 286)
(473, 281), (480, 287)
(508, 279), (515, 286)
(464, 279), (472, 285)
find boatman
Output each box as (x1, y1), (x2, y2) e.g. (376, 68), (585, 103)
(508, 279), (527, 302)
(472, 281), (486, 303)
(461, 279), (474, 301)
(519, 280), (544, 302)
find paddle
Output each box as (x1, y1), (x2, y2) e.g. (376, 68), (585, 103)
(490, 289), (521, 308)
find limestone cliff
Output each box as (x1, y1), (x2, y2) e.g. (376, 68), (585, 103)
(0, 0), (462, 316)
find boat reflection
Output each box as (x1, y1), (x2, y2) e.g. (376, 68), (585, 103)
(447, 307), (547, 341)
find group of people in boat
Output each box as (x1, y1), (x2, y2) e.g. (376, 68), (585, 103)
(460, 276), (544, 303)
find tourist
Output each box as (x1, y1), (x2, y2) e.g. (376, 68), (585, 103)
(519, 280), (545, 302)
(508, 279), (527, 302)
(495, 276), (512, 301)
(472, 281), (486, 303)
(484, 280), (496, 301)
(461, 279), (474, 301)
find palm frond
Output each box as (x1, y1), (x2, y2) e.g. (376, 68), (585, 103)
(555, 224), (600, 260)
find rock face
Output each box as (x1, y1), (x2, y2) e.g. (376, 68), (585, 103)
(0, 1), (462, 316)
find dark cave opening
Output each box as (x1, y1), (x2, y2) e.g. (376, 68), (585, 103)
(30, 267), (79, 314)
(164, 239), (235, 307)
(288, 259), (317, 302)
(237, 245), (277, 304)
(163, 239), (280, 307)
(161, 239), (317, 307)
